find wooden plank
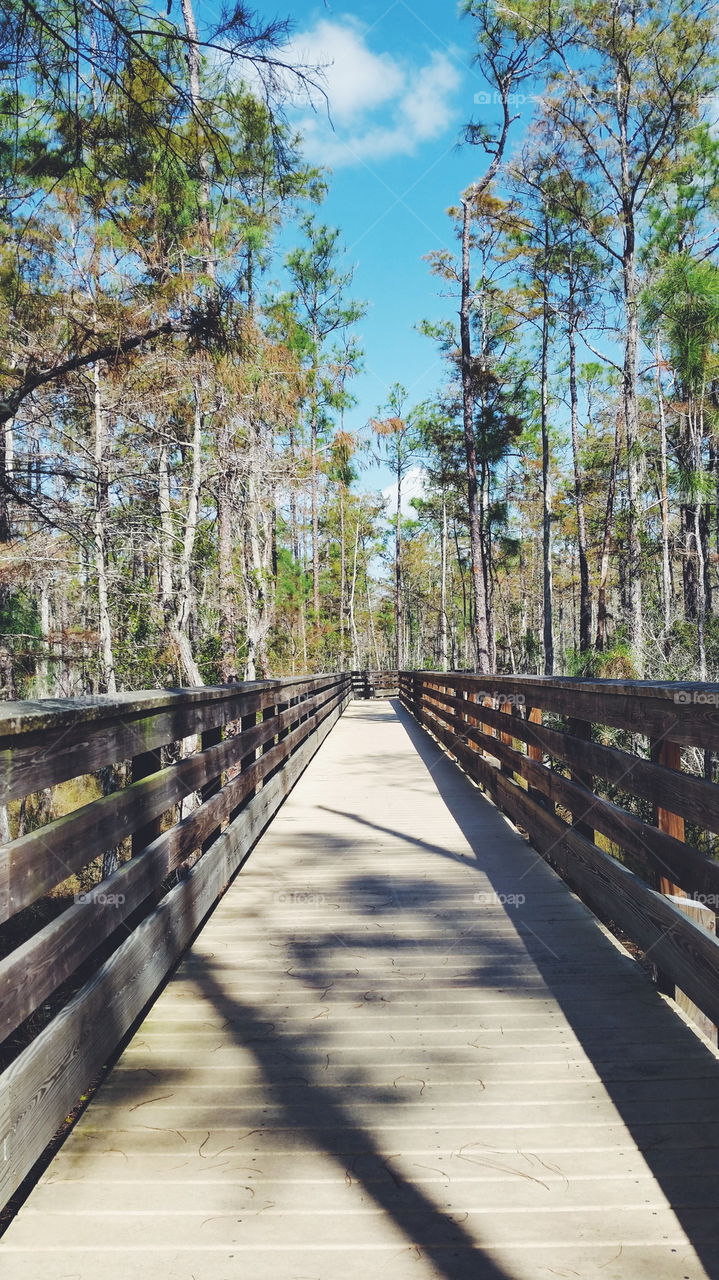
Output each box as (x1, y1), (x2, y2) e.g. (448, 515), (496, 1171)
(0, 694), (347, 1208)
(421, 693), (719, 903)
(0, 675), (338, 738)
(0, 683), (342, 920)
(667, 897), (717, 1044)
(0, 687), (347, 1042)
(425, 682), (719, 838)
(0, 676), (341, 803)
(415, 701), (719, 1030)
(409, 671), (719, 752)
(652, 739), (685, 896)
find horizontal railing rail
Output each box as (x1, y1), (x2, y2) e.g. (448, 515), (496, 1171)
(351, 669), (399, 699)
(0, 672), (352, 1210)
(400, 670), (719, 1039)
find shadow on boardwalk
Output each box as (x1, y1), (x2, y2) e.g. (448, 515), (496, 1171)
(188, 958), (517, 1280)
(5, 696), (719, 1278)
(385, 699), (719, 1280)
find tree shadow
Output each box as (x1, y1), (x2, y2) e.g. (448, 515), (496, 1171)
(388, 698), (719, 1278)
(12, 694), (719, 1277)
(181, 955), (520, 1279)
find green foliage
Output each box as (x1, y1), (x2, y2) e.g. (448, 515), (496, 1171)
(642, 254), (719, 395)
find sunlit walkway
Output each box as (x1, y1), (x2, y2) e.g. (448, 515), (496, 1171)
(2, 700), (719, 1279)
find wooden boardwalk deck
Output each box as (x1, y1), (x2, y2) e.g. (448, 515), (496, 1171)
(3, 698), (719, 1279)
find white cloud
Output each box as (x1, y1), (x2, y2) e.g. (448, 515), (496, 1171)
(382, 466), (428, 518)
(283, 19), (461, 168)
(286, 19), (404, 124)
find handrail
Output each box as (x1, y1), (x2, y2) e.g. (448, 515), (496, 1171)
(0, 673), (352, 1210)
(400, 670), (719, 1039)
(350, 669), (400, 698)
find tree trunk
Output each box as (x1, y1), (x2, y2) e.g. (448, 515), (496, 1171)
(540, 255), (554, 675)
(36, 580), (52, 698)
(568, 312), (591, 654)
(158, 440), (174, 619)
(618, 72), (644, 674)
(179, 0), (214, 282)
(339, 485), (346, 669)
(395, 462), (404, 670)
(460, 197), (491, 673)
(691, 401), (708, 679)
(170, 391), (204, 687)
(310, 398), (320, 623)
(655, 344), (672, 640)
(242, 421), (276, 680)
(349, 509), (361, 670)
(92, 362), (117, 694)
(439, 498), (448, 671)
(366, 575), (381, 669)
(0, 416), (13, 544)
(596, 417), (622, 651)
(217, 451), (237, 681)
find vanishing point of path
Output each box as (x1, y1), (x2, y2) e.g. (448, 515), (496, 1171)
(2, 699), (719, 1279)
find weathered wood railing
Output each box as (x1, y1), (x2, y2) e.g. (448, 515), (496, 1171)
(351, 669), (400, 699)
(0, 672), (351, 1209)
(400, 670), (719, 1036)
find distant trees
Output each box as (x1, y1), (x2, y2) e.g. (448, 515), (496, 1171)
(4, 0), (719, 693)
(0, 0), (390, 696)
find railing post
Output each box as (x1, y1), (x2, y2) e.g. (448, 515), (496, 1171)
(201, 724), (223, 851)
(526, 706), (547, 808)
(483, 694), (496, 758)
(277, 698), (289, 743)
(499, 697), (514, 778)
(465, 686), (475, 752)
(261, 702), (278, 782)
(131, 747), (163, 856)
(231, 710), (258, 822)
(651, 737), (684, 896)
(568, 717), (595, 840)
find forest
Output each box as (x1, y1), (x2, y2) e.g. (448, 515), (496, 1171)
(1, 0), (719, 696)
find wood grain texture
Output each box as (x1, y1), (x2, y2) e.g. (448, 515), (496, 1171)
(406, 685), (719, 1031)
(0, 691), (348, 1209)
(416, 690), (719, 904)
(0, 685), (349, 1041)
(652, 739), (685, 895)
(2, 699), (718, 1280)
(0, 681), (343, 919)
(404, 670), (719, 750)
(0, 675), (340, 802)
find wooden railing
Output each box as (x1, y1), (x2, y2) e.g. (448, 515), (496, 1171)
(351, 669), (400, 699)
(0, 672), (351, 1210)
(400, 670), (719, 1036)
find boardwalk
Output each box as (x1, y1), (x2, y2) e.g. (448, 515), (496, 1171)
(3, 699), (719, 1279)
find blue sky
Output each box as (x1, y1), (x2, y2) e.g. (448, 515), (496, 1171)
(272, 2), (500, 493)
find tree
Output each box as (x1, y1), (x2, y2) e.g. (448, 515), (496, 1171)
(458, 0), (543, 671)
(643, 255), (719, 678)
(280, 217), (364, 637)
(369, 386), (423, 671)
(526, 0), (718, 672)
